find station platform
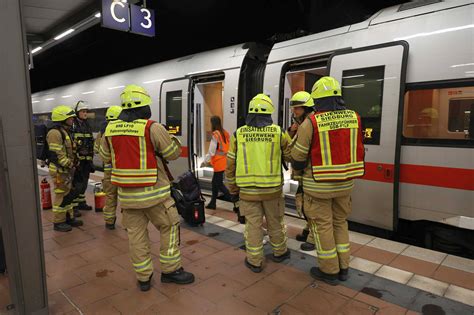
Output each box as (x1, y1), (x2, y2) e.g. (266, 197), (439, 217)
(0, 169), (472, 314)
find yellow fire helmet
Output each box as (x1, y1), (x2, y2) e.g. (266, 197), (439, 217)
(121, 84), (152, 109)
(248, 93), (274, 114)
(51, 105), (76, 122)
(311, 76), (342, 99)
(105, 105), (123, 121)
(290, 91), (314, 108)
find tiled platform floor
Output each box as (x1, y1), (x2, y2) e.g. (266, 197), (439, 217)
(0, 170), (472, 314)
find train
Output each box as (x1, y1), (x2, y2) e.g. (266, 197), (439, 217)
(32, 0), (474, 257)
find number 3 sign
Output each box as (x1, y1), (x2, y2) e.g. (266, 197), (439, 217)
(102, 0), (155, 37)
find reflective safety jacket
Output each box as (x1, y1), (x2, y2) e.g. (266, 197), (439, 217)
(73, 118), (94, 161)
(46, 127), (75, 174)
(104, 119), (158, 187)
(95, 131), (112, 174)
(100, 120), (181, 209)
(309, 110), (365, 181)
(211, 130), (230, 172)
(235, 124), (283, 188)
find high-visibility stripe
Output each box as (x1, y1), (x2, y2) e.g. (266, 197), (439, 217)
(139, 137), (146, 170)
(168, 225), (177, 256)
(242, 143), (249, 174)
(52, 206), (67, 213)
(336, 243), (350, 253)
(240, 186), (281, 195)
(312, 161), (364, 172)
(49, 143), (63, 151)
(161, 142), (178, 159)
(319, 131), (332, 166)
(159, 252), (181, 264)
(111, 175), (158, 185)
(112, 168), (157, 175)
(133, 257), (153, 271)
(226, 177), (236, 184)
(236, 179), (282, 187)
(350, 128), (357, 163)
(118, 185), (171, 202)
(74, 133), (93, 138)
(269, 142), (275, 173)
(227, 151), (236, 159)
(244, 223), (263, 256)
(314, 169), (364, 181)
(294, 141), (308, 154)
(302, 177), (354, 193)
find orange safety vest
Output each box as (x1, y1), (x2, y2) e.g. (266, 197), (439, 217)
(211, 130), (229, 172)
(309, 110), (365, 181)
(105, 119), (158, 187)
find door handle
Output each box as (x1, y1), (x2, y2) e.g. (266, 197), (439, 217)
(384, 168), (392, 179)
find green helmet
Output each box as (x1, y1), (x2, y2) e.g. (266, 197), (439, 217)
(248, 93), (274, 114)
(52, 105), (76, 122)
(105, 105), (122, 121)
(311, 76), (342, 99)
(290, 91), (314, 108)
(121, 84), (152, 109)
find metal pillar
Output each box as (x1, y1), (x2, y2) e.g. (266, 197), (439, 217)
(0, 0), (49, 314)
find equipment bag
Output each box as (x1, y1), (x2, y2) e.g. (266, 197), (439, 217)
(35, 125), (66, 164)
(172, 170), (206, 226)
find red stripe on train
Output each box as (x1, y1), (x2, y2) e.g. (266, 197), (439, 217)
(361, 162), (474, 190)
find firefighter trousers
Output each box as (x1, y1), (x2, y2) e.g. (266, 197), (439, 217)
(295, 189), (314, 245)
(50, 171), (74, 223)
(122, 197), (182, 281)
(73, 161), (91, 207)
(102, 172), (117, 224)
(240, 197), (288, 267)
(303, 191), (352, 275)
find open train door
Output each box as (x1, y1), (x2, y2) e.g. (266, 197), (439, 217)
(160, 79), (189, 176)
(328, 41), (408, 232)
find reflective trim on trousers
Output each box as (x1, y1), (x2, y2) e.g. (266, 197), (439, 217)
(244, 223), (263, 256)
(133, 257), (153, 272)
(159, 252), (181, 264)
(118, 185), (171, 203)
(336, 243), (350, 253)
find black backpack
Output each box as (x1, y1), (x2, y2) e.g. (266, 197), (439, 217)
(35, 125), (65, 165)
(172, 171), (206, 226)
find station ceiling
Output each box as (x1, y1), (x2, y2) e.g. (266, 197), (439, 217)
(28, 0), (406, 93)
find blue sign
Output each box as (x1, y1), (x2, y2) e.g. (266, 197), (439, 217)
(101, 0), (130, 32)
(130, 4), (155, 37)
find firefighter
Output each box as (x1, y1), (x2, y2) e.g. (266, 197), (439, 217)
(100, 85), (194, 291)
(287, 91), (316, 252)
(72, 100), (95, 214)
(290, 77), (365, 285)
(226, 93), (291, 273)
(95, 105), (122, 230)
(47, 105), (84, 232)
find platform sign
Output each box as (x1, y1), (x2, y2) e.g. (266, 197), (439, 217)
(101, 0), (130, 32)
(130, 4), (155, 37)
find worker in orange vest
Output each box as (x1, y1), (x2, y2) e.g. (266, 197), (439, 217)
(201, 116), (231, 209)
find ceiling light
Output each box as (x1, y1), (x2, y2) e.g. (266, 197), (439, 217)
(82, 91), (95, 95)
(31, 47), (42, 54)
(32, 100), (40, 103)
(54, 29), (75, 40)
(45, 98), (55, 101)
(108, 85), (125, 90)
(95, 12), (101, 18)
(61, 95), (72, 98)
(451, 63), (474, 68)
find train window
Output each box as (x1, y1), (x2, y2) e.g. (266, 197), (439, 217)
(166, 90), (182, 135)
(32, 113), (51, 126)
(403, 86), (474, 140)
(342, 66), (385, 145)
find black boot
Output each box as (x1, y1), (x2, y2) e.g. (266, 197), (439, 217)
(138, 273), (153, 292)
(272, 249), (291, 263)
(244, 258), (263, 273)
(339, 268), (349, 281)
(300, 242), (316, 251)
(54, 222), (72, 232)
(67, 218), (84, 227)
(161, 268), (195, 284)
(310, 267), (338, 286)
(78, 203), (93, 211)
(105, 218), (116, 230)
(296, 229), (309, 242)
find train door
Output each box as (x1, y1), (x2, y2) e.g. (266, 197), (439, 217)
(329, 42), (408, 231)
(189, 74), (225, 190)
(280, 62), (328, 205)
(160, 79), (189, 176)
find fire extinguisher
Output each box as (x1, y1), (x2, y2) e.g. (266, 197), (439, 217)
(94, 183), (106, 213)
(40, 178), (52, 210)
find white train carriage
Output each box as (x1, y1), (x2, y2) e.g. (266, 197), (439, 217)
(32, 0), (474, 255)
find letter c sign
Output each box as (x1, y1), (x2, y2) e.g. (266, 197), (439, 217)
(101, 0), (155, 37)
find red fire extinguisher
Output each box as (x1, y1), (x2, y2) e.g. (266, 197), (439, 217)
(94, 183), (106, 213)
(40, 178), (52, 210)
